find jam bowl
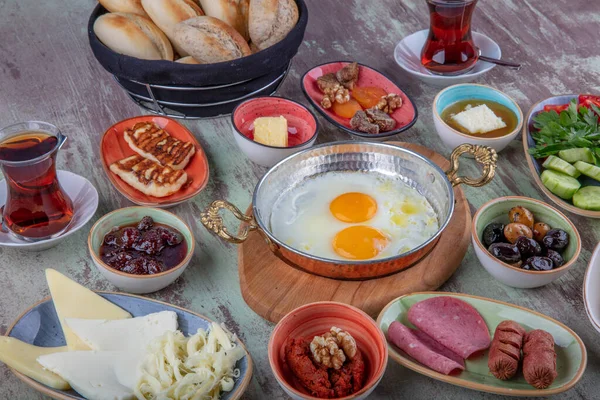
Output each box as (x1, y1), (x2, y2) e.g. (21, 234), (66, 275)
(88, 206), (194, 294)
(201, 141), (498, 280)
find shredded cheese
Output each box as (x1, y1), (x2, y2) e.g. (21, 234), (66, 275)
(135, 323), (245, 400)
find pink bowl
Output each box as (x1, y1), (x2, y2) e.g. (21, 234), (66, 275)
(268, 302), (388, 400)
(231, 97), (319, 167)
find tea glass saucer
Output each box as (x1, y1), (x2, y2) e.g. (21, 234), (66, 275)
(394, 29), (501, 87)
(0, 170), (99, 251)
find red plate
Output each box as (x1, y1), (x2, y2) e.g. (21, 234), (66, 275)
(301, 61), (418, 138)
(100, 116), (209, 207)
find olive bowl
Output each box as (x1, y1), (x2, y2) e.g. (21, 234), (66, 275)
(472, 196), (581, 288)
(88, 206), (195, 294)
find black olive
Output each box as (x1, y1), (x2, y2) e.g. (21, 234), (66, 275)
(515, 236), (542, 260)
(523, 256), (554, 271)
(488, 243), (521, 264)
(483, 223), (506, 247)
(542, 229), (569, 251)
(546, 249), (565, 268)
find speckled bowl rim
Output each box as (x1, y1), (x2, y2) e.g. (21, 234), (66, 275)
(267, 301), (388, 400)
(472, 196), (581, 275)
(87, 206), (195, 280)
(4, 291), (253, 400)
(433, 83), (524, 142)
(231, 96), (319, 150)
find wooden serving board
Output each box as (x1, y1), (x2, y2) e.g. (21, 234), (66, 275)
(238, 142), (471, 323)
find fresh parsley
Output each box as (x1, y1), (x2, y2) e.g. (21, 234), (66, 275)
(529, 99), (600, 159)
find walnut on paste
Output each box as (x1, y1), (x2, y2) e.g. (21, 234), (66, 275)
(310, 326), (357, 370)
(376, 93), (403, 114)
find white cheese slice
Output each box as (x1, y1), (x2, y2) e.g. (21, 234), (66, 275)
(65, 311), (178, 390)
(451, 104), (507, 134)
(37, 351), (134, 400)
(45, 269), (132, 351)
(0, 337), (69, 390)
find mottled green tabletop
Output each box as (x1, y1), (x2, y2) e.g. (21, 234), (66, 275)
(1, 0), (599, 399)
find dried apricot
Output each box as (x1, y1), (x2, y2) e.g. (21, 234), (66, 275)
(352, 86), (387, 109)
(332, 99), (363, 119)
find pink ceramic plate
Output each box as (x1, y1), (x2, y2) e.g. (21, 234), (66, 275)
(101, 116), (209, 207)
(302, 61), (418, 138)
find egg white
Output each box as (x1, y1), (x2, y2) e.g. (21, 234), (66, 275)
(269, 171), (439, 261)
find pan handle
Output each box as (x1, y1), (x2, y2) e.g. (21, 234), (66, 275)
(445, 144), (498, 187)
(200, 200), (258, 244)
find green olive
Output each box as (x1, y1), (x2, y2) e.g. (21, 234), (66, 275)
(508, 206), (535, 229)
(504, 223), (533, 244)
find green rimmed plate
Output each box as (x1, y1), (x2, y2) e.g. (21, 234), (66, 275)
(377, 292), (587, 397)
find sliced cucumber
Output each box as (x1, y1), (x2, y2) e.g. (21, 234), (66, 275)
(558, 148), (595, 164)
(573, 186), (600, 210)
(574, 161), (600, 182)
(541, 169), (581, 200)
(542, 155), (581, 178)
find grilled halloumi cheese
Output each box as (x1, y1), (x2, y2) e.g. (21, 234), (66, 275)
(124, 122), (196, 170)
(110, 155), (188, 198)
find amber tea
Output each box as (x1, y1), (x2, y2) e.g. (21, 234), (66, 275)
(421, 0), (479, 75)
(0, 129), (73, 239)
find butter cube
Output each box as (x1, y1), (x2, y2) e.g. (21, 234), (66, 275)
(253, 116), (288, 147)
(451, 104), (506, 134)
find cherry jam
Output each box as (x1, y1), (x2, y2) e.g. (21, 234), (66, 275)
(100, 216), (187, 275)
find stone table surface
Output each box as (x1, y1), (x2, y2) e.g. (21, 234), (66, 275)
(0, 0), (599, 398)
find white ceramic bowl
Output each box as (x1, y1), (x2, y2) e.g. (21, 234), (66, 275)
(231, 96), (319, 167)
(584, 242), (600, 334)
(433, 83), (523, 152)
(0, 170), (98, 251)
(394, 30), (500, 87)
(88, 207), (194, 294)
(472, 196), (581, 289)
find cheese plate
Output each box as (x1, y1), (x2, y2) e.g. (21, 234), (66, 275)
(377, 292), (586, 397)
(5, 291), (252, 400)
(100, 116), (210, 208)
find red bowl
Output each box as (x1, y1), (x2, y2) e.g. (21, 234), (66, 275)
(100, 116), (209, 207)
(231, 96), (319, 167)
(302, 61), (418, 139)
(268, 302), (388, 399)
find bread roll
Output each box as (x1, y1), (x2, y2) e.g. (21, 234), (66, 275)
(94, 13), (174, 60)
(141, 0), (204, 56)
(99, 0), (147, 16)
(174, 16), (252, 63)
(175, 56), (201, 64)
(249, 0), (298, 50)
(198, 0), (250, 40)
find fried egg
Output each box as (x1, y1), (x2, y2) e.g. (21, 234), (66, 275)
(269, 171), (439, 261)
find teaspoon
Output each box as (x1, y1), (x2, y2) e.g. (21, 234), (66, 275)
(477, 49), (522, 70)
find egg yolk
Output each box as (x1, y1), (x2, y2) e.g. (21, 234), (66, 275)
(332, 226), (389, 260)
(330, 192), (377, 223)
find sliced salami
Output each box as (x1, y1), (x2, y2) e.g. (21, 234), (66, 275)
(407, 296), (491, 359)
(387, 321), (464, 375)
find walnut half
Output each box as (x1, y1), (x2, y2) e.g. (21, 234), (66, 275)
(310, 327), (357, 370)
(376, 93), (403, 114)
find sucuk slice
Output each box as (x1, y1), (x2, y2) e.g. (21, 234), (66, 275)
(573, 186), (600, 210)
(541, 169), (581, 200)
(542, 155), (580, 178)
(574, 161), (600, 182)
(407, 296), (491, 359)
(558, 148), (595, 164)
(387, 321), (464, 375)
